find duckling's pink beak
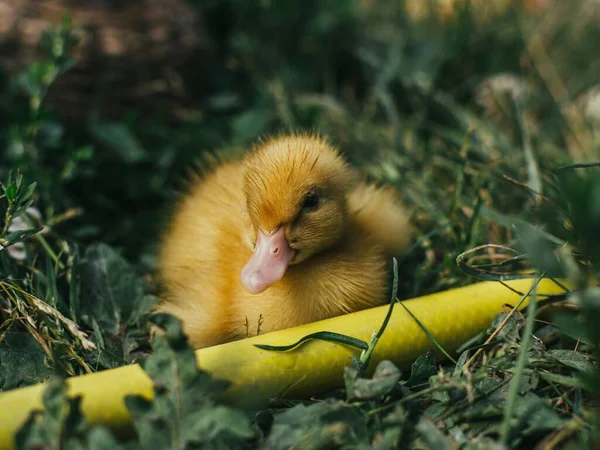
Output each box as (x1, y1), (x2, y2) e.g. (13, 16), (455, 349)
(241, 227), (295, 294)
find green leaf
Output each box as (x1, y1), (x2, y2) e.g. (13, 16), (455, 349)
(0, 332), (52, 390)
(344, 360), (401, 401)
(5, 183), (17, 202)
(415, 417), (456, 450)
(492, 311), (522, 347)
(480, 206), (566, 246)
(125, 313), (255, 449)
(550, 310), (594, 346)
(128, 295), (157, 328)
(123, 397), (171, 450)
(572, 287), (600, 345)
(265, 399), (368, 450)
(556, 172), (600, 268)
(89, 119), (146, 163)
(406, 349), (437, 387)
(516, 224), (564, 278)
(14, 378), (63, 449)
(511, 392), (566, 437)
(88, 331), (126, 370)
(14, 377), (84, 449)
(19, 182), (37, 204)
(185, 405), (257, 443)
(544, 349), (595, 374)
(14, 375), (131, 450)
(378, 403), (409, 447)
(79, 243), (145, 334)
(85, 427), (133, 450)
(2, 227), (43, 248)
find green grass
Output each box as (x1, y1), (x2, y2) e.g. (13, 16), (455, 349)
(1, 0), (600, 448)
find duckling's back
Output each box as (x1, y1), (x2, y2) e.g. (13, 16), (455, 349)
(348, 183), (413, 257)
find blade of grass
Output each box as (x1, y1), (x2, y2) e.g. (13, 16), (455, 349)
(536, 371), (588, 390)
(500, 272), (544, 445)
(398, 300), (458, 365)
(511, 97), (542, 200)
(359, 257), (400, 368)
(254, 331), (369, 352)
(479, 207), (567, 246)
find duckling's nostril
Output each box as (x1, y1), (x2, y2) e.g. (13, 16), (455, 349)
(272, 247), (279, 255)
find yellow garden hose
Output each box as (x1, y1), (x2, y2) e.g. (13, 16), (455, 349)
(0, 278), (568, 449)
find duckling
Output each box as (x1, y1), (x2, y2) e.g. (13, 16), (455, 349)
(155, 133), (413, 349)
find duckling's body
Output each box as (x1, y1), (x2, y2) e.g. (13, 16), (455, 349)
(156, 134), (412, 349)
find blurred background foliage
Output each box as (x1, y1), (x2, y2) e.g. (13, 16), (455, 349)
(1, 0), (599, 283)
(1, 0), (600, 447)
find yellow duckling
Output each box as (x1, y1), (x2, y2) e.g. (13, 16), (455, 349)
(155, 133), (412, 349)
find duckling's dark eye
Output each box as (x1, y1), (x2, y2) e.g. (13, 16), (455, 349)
(302, 191), (320, 211)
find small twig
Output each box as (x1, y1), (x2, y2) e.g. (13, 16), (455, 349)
(256, 313), (264, 336)
(554, 162), (600, 171)
(501, 174), (554, 204)
(534, 419), (581, 450)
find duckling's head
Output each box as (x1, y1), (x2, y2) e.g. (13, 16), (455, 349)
(240, 134), (356, 294)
